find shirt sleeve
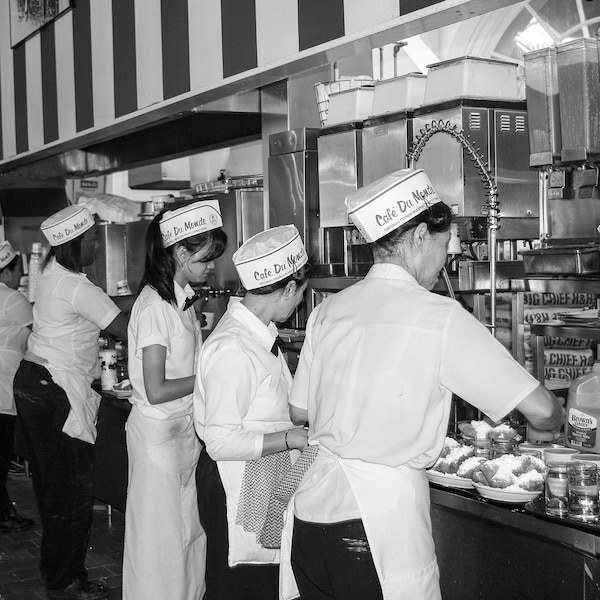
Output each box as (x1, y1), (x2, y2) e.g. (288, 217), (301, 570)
(202, 345), (264, 461)
(71, 281), (120, 330)
(3, 291), (33, 327)
(288, 306), (319, 411)
(440, 303), (539, 422)
(132, 300), (173, 359)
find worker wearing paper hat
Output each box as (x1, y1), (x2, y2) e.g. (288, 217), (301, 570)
(345, 168), (452, 290)
(0, 241), (18, 270)
(193, 224), (310, 593)
(285, 168), (563, 600)
(40, 204), (95, 247)
(159, 199), (223, 248)
(346, 168), (442, 243)
(13, 198), (130, 598)
(123, 198), (227, 600)
(233, 224), (308, 291)
(0, 239), (34, 534)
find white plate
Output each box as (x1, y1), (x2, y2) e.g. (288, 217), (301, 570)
(426, 470), (474, 489)
(473, 483), (542, 503)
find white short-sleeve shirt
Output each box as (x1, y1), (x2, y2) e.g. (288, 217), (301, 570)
(27, 259), (120, 380)
(0, 283), (32, 414)
(289, 263), (539, 522)
(128, 282), (200, 420)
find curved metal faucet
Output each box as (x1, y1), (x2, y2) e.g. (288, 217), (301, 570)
(407, 120), (500, 335)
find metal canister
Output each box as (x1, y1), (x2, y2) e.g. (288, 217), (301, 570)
(491, 439), (518, 459)
(99, 349), (118, 390)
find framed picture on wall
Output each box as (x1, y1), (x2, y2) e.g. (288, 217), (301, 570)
(10, 0), (72, 48)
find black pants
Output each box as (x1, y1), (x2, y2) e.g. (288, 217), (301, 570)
(196, 446), (279, 600)
(291, 517), (383, 600)
(0, 412), (16, 516)
(14, 360), (94, 591)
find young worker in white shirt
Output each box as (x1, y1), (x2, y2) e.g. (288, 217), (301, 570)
(194, 225), (309, 600)
(284, 169), (564, 600)
(123, 200), (227, 600)
(0, 241), (34, 533)
(14, 204), (129, 600)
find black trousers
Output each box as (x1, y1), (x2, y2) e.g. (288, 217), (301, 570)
(0, 412), (16, 516)
(196, 446), (279, 600)
(291, 517), (383, 600)
(14, 360), (94, 591)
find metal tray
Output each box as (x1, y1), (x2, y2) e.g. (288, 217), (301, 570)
(519, 246), (600, 275)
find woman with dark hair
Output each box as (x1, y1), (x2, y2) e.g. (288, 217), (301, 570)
(194, 224), (309, 600)
(13, 204), (128, 600)
(284, 169), (564, 600)
(0, 242), (34, 533)
(123, 200), (227, 600)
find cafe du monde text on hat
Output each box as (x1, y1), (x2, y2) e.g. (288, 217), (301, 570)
(159, 200), (223, 247)
(346, 169), (441, 243)
(41, 205), (95, 246)
(233, 224), (308, 290)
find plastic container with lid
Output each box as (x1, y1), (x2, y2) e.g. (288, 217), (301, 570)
(423, 56), (521, 104)
(523, 47), (562, 166)
(371, 72), (427, 116)
(565, 361), (600, 453)
(556, 37), (600, 161)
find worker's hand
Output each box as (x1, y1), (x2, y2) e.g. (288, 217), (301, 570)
(527, 396), (565, 442)
(286, 427), (308, 451)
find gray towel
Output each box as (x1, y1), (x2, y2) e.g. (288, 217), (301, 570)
(259, 444), (319, 549)
(235, 450), (292, 541)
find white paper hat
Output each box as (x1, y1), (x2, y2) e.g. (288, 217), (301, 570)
(233, 225), (308, 290)
(159, 200), (223, 248)
(346, 169), (441, 243)
(0, 241), (17, 269)
(41, 204), (95, 246)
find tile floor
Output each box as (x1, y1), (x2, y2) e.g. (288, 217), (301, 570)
(0, 471), (124, 600)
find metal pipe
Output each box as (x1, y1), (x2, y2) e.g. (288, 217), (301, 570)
(407, 120), (499, 333)
(487, 187), (500, 336)
(392, 43), (406, 78)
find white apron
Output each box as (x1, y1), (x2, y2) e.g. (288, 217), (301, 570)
(123, 406), (206, 600)
(217, 432), (300, 567)
(280, 445), (441, 600)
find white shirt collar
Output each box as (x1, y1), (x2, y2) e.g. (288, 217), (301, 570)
(175, 281), (196, 309)
(366, 262), (420, 286)
(227, 296), (279, 353)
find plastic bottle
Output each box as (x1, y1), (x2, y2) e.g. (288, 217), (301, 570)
(565, 361), (600, 453)
(27, 242), (43, 303)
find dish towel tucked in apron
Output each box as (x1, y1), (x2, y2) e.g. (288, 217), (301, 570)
(259, 444), (319, 549)
(236, 450), (292, 543)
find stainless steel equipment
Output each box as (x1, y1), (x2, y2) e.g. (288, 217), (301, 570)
(268, 127), (347, 280)
(125, 220), (151, 294)
(362, 110), (414, 184)
(520, 246), (600, 276)
(412, 98), (538, 240)
(190, 185), (265, 326)
(268, 128), (322, 262)
(523, 37), (600, 245)
(317, 121), (363, 228)
(315, 121), (373, 277)
(84, 223), (127, 296)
